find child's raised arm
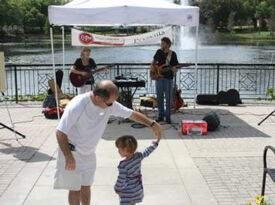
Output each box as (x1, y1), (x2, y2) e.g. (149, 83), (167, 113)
(142, 141), (158, 159)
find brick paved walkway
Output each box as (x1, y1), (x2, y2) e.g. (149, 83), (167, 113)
(0, 103), (57, 198)
(194, 157), (275, 205)
(173, 105), (275, 205)
(0, 102), (275, 205)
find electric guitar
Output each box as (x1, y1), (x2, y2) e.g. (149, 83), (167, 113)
(150, 63), (173, 80)
(172, 71), (184, 112)
(70, 65), (110, 87)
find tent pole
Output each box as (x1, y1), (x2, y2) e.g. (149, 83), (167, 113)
(62, 26), (65, 78)
(193, 25), (199, 108)
(50, 26), (60, 120)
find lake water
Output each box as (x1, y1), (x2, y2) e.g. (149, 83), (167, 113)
(1, 41), (275, 64)
(1, 40), (275, 100)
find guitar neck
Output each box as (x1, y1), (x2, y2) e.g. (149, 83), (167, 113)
(91, 66), (108, 74)
(173, 72), (177, 88)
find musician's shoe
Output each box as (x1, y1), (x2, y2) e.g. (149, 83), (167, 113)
(166, 119), (171, 124)
(156, 117), (164, 122)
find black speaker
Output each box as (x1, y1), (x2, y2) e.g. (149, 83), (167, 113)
(196, 94), (219, 105)
(203, 111), (220, 131)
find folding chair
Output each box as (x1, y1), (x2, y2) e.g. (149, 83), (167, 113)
(261, 146), (275, 198)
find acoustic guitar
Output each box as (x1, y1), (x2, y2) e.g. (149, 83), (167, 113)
(70, 66), (109, 87)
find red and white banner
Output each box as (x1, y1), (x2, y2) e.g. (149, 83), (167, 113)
(71, 27), (173, 47)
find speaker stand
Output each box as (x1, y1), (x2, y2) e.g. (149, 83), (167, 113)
(160, 121), (179, 130)
(0, 92), (26, 139)
(169, 122), (178, 130)
(0, 123), (25, 139)
(258, 110), (275, 126)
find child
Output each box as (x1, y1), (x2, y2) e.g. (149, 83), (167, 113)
(114, 134), (160, 205)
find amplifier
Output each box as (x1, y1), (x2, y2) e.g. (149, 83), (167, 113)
(181, 120), (208, 135)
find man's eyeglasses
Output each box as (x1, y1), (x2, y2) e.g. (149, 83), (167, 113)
(104, 100), (113, 107)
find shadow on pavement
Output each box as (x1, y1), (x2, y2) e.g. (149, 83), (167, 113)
(0, 142), (55, 162)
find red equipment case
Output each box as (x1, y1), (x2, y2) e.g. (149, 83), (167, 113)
(182, 120), (208, 135)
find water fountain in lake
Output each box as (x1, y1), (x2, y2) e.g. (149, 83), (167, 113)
(173, 0), (197, 50)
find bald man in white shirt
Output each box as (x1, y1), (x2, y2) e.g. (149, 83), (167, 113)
(54, 80), (162, 205)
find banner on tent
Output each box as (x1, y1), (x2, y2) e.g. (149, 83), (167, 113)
(71, 27), (173, 47)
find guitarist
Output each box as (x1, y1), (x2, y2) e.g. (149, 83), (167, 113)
(153, 37), (179, 124)
(71, 47), (97, 94)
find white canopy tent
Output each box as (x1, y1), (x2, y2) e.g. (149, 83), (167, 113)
(48, 0), (200, 117)
(48, 0), (199, 26)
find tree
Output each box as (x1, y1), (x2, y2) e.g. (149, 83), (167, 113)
(21, 0), (64, 33)
(228, 11), (236, 33)
(241, 0), (257, 29)
(0, 0), (68, 35)
(256, 0), (272, 30)
(196, 0), (274, 32)
(268, 9), (275, 38)
(197, 0), (243, 31)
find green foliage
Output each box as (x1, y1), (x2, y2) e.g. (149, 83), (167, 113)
(12, 93), (47, 102)
(266, 88), (275, 100)
(0, 0), (66, 35)
(1, 0), (275, 36)
(248, 195), (271, 205)
(196, 0), (275, 32)
(268, 8), (275, 38)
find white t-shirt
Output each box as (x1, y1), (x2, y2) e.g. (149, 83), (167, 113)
(57, 92), (133, 155)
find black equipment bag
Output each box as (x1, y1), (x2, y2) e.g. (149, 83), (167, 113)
(203, 111), (220, 131)
(226, 89), (242, 105)
(197, 89), (242, 106)
(217, 89), (242, 106)
(196, 94), (219, 105)
(42, 94), (56, 108)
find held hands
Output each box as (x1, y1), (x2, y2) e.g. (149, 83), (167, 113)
(151, 121), (161, 143)
(65, 154), (76, 170)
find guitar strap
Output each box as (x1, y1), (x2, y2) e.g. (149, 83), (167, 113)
(165, 50), (172, 66)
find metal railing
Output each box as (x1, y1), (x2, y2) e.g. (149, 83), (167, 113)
(3, 63), (275, 102)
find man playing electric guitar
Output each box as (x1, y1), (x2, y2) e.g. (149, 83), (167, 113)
(153, 37), (179, 124)
(70, 47), (108, 94)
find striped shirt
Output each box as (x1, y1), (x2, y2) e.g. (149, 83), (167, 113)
(114, 142), (158, 205)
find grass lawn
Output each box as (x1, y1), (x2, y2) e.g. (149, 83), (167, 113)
(213, 31), (275, 45)
(232, 31), (274, 40)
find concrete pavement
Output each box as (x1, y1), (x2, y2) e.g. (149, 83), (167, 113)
(0, 102), (275, 205)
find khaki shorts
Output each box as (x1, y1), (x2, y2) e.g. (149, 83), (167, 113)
(54, 148), (96, 191)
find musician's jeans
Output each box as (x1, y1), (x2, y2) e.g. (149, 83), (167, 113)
(156, 78), (173, 121)
(77, 84), (93, 95)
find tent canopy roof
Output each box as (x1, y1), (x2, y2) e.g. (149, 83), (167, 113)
(48, 0), (199, 27)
